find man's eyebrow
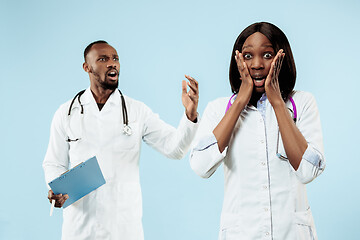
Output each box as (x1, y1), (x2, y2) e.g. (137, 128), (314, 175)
(98, 55), (109, 58)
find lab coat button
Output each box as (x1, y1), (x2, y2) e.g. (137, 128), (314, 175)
(260, 140), (264, 144)
(264, 207), (268, 211)
(261, 162), (266, 166)
(266, 232), (270, 236)
(263, 185), (268, 190)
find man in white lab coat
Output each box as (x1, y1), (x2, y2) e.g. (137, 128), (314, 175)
(43, 40), (199, 240)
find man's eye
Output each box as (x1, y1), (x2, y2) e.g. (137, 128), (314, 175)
(99, 58), (106, 61)
(113, 58), (119, 61)
(264, 53), (272, 59)
(243, 53), (252, 59)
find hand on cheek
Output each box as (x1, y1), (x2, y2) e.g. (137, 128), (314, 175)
(265, 49), (285, 106)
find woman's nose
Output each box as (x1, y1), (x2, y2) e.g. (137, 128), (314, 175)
(251, 56), (264, 70)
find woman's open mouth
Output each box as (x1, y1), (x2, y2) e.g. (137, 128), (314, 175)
(252, 76), (266, 87)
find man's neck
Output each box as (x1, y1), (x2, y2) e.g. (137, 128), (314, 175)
(90, 85), (115, 104)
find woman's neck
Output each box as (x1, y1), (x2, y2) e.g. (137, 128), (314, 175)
(249, 91), (264, 107)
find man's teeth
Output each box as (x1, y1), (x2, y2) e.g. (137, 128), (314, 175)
(108, 71), (117, 77)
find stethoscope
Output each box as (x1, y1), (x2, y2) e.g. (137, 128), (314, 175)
(66, 89), (132, 142)
(225, 93), (297, 160)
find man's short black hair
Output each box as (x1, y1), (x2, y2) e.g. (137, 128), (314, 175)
(229, 22), (296, 100)
(84, 40), (108, 62)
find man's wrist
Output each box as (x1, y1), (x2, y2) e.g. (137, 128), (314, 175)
(186, 112), (198, 123)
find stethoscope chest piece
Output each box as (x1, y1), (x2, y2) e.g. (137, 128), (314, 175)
(123, 125), (132, 136)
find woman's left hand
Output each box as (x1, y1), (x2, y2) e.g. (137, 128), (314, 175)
(265, 49), (285, 106)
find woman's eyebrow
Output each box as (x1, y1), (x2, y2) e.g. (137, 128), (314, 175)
(242, 45), (252, 50)
(242, 44), (273, 51)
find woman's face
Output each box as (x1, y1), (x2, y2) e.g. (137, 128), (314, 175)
(241, 32), (275, 93)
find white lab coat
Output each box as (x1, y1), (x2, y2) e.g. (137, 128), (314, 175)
(43, 88), (198, 240)
(190, 91), (325, 240)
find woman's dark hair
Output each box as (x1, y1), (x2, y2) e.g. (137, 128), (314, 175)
(229, 22), (296, 100)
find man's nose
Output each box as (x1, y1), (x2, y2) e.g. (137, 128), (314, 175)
(107, 60), (118, 68)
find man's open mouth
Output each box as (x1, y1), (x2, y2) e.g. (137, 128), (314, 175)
(107, 70), (118, 80)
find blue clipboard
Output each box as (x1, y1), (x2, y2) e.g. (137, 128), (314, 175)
(48, 156), (106, 208)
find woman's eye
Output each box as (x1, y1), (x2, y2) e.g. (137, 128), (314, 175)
(264, 53), (272, 59)
(243, 53), (252, 60)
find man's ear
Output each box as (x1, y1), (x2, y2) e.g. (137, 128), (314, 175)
(83, 62), (91, 73)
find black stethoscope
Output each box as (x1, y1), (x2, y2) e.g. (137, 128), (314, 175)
(67, 89), (132, 142)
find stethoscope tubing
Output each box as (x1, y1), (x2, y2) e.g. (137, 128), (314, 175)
(67, 89), (131, 136)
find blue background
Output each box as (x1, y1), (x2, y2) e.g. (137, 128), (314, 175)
(1, 0), (359, 239)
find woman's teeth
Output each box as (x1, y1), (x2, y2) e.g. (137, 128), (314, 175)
(253, 77), (265, 87)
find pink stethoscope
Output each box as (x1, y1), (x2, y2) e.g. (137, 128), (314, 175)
(225, 94), (297, 160)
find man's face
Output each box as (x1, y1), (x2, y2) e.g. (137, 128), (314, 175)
(84, 43), (120, 90)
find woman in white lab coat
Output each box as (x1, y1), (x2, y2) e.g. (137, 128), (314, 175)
(190, 22), (325, 240)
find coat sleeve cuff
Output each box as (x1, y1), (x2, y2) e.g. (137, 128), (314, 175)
(302, 144), (324, 168)
(294, 144), (325, 184)
(183, 112), (200, 125)
(193, 134), (217, 151)
(190, 133), (227, 178)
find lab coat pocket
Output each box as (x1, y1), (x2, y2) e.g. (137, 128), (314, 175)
(294, 208), (317, 240)
(117, 182), (142, 221)
(220, 225), (244, 240)
(68, 139), (95, 167)
(62, 200), (86, 237)
(113, 123), (139, 151)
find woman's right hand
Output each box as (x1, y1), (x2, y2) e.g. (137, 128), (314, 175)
(213, 51), (253, 153)
(235, 50), (253, 105)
